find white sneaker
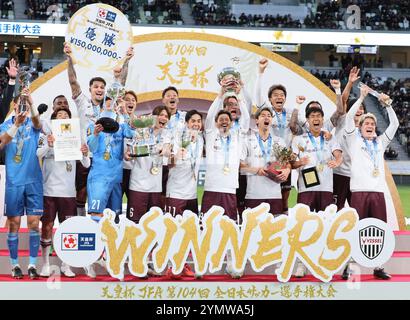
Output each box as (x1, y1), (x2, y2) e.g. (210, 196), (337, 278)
(295, 262), (306, 278)
(84, 264), (96, 278)
(40, 264), (51, 277)
(61, 263), (75, 278)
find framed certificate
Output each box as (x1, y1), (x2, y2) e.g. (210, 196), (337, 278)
(301, 167), (320, 188)
(51, 118), (82, 161)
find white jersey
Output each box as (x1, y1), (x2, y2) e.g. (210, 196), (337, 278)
(129, 128), (171, 193)
(333, 115), (352, 177)
(346, 130), (390, 193)
(166, 133), (204, 200)
(37, 134), (90, 197)
(292, 132), (341, 193)
(123, 136), (134, 170)
(74, 92), (101, 143)
(204, 128), (246, 194)
(244, 130), (285, 199)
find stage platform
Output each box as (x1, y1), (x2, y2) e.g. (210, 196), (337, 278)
(0, 229), (408, 300)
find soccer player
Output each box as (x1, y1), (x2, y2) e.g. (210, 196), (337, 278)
(202, 87), (249, 219)
(122, 91), (138, 200)
(332, 67), (363, 211)
(166, 110), (204, 216)
(126, 105), (171, 222)
(0, 89), (43, 279)
(254, 58), (295, 214)
(240, 106), (291, 213)
(162, 86), (186, 132)
(64, 42), (134, 217)
(344, 84), (399, 280)
(37, 107), (90, 277)
(291, 104), (343, 278)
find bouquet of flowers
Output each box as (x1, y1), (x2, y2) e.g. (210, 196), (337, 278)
(265, 143), (296, 182)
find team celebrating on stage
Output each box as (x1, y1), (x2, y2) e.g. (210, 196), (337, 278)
(0, 44), (398, 281)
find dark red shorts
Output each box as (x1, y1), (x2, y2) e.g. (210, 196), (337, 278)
(127, 190), (162, 223)
(297, 191), (334, 212)
(350, 192), (387, 222)
(162, 165), (169, 196)
(201, 191), (237, 220)
(41, 196), (77, 224)
(236, 174), (247, 215)
(122, 168), (131, 199)
(75, 160), (91, 191)
(245, 198), (283, 215)
(333, 174), (351, 211)
(165, 198), (198, 215)
(281, 170), (292, 191)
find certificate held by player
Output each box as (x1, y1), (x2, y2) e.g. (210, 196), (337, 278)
(51, 118), (83, 161)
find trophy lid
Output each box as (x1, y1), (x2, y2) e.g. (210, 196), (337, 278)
(96, 111), (120, 133)
(217, 67), (241, 84)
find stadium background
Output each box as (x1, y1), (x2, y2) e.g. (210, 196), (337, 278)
(0, 0), (409, 228)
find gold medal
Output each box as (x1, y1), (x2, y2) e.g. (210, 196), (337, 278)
(316, 163), (324, 172)
(14, 155), (22, 163)
(223, 166), (230, 175)
(150, 166), (159, 175)
(373, 168), (380, 177)
(103, 152), (110, 161)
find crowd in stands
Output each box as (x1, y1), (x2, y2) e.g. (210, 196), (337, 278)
(1, 0), (14, 19)
(144, 0), (182, 23)
(191, 0), (409, 31)
(25, 0), (133, 22)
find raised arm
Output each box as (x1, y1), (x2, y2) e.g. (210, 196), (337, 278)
(380, 94), (399, 143)
(329, 79), (344, 127)
(1, 59), (18, 123)
(64, 42), (82, 99)
(118, 47), (134, 87)
(238, 97), (250, 132)
(253, 58), (271, 109)
(289, 96), (306, 135)
(205, 89), (224, 131)
(345, 85), (368, 135)
(342, 67), (360, 112)
(36, 134), (52, 159)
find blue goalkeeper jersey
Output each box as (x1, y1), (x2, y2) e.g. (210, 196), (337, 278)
(87, 122), (135, 183)
(0, 117), (42, 187)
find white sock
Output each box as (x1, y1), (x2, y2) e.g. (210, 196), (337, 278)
(40, 238), (51, 266)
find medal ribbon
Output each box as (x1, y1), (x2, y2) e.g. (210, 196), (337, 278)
(257, 132), (272, 164)
(220, 134), (231, 168)
(15, 120), (26, 158)
(363, 138), (379, 171)
(274, 109), (287, 138)
(307, 131), (324, 165)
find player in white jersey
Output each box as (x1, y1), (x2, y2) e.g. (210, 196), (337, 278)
(254, 58), (297, 215)
(37, 107), (90, 278)
(332, 67), (363, 211)
(161, 86), (186, 206)
(126, 106), (171, 223)
(345, 84), (399, 280)
(121, 91), (138, 200)
(291, 105), (343, 278)
(241, 107), (291, 213)
(202, 85), (249, 219)
(64, 42), (134, 217)
(165, 110), (204, 279)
